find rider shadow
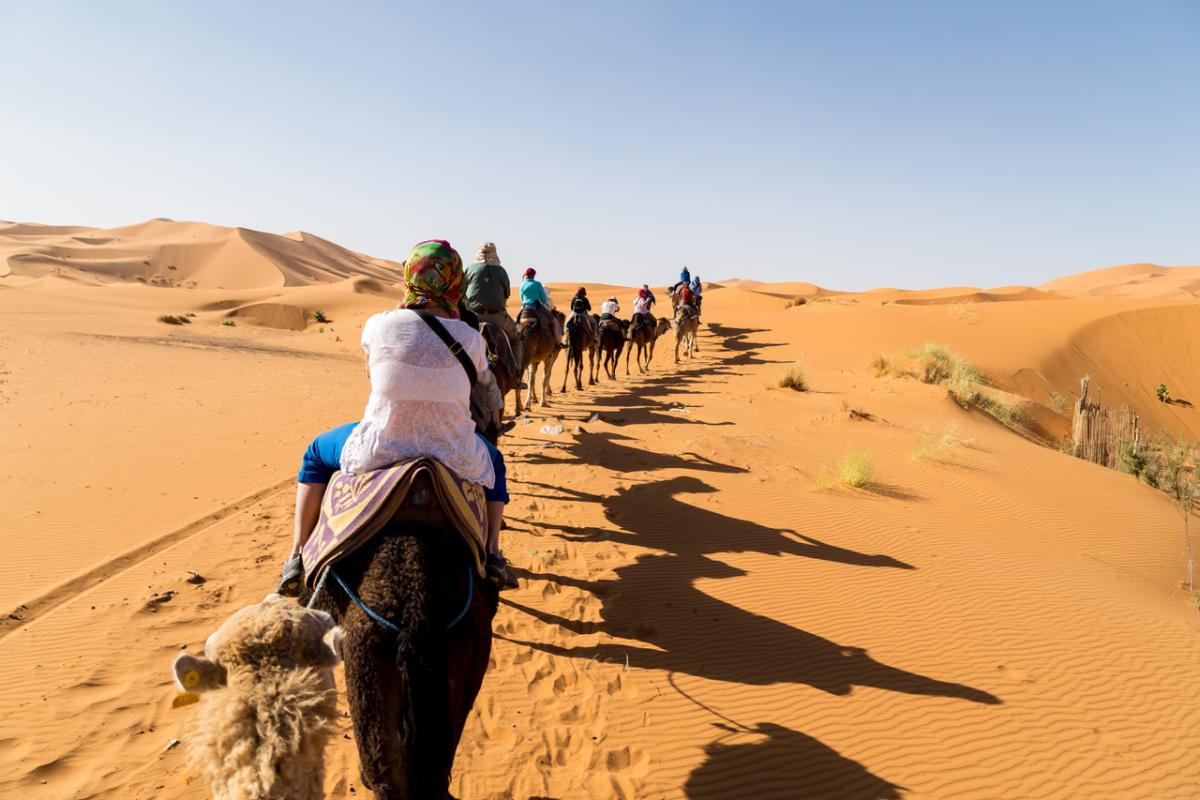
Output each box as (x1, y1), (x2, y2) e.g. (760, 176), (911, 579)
(504, 476), (998, 704)
(510, 431), (748, 475)
(683, 722), (905, 800)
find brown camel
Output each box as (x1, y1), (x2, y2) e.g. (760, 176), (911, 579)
(514, 307), (564, 413)
(598, 317), (626, 380)
(305, 471), (498, 799)
(674, 310), (700, 363)
(560, 314), (599, 392)
(625, 316), (671, 374)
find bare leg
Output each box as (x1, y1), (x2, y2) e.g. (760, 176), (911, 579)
(290, 482), (327, 558)
(486, 500), (504, 554)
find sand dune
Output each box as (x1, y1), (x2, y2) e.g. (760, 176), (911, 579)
(1040, 262), (1200, 299)
(2, 224), (1199, 799)
(0, 219), (401, 289)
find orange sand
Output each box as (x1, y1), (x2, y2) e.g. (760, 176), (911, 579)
(2, 221), (1199, 799)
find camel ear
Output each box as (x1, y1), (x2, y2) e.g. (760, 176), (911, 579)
(318, 626), (345, 667)
(173, 652), (226, 693)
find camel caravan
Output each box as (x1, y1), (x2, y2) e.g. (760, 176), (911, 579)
(170, 241), (704, 800)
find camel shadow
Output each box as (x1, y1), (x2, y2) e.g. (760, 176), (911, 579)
(506, 476), (997, 704)
(684, 722), (905, 800)
(510, 431), (748, 475)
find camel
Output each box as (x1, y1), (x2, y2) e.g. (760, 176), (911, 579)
(625, 316), (671, 375)
(598, 317), (626, 380)
(561, 313), (599, 392)
(305, 469), (498, 799)
(514, 306), (564, 413)
(171, 595), (343, 800)
(674, 309), (700, 363)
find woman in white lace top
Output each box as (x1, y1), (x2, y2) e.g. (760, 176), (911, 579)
(278, 240), (517, 594)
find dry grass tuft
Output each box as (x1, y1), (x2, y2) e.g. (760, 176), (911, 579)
(1049, 392), (1070, 415)
(785, 296), (808, 308)
(869, 353), (890, 377)
(778, 363), (808, 392)
(837, 451), (874, 487)
(157, 314), (190, 325)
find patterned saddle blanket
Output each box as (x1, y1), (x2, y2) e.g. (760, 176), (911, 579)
(301, 458), (488, 588)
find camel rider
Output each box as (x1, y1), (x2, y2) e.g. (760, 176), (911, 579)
(599, 295), (620, 321)
(278, 240), (518, 596)
(674, 266), (691, 293)
(628, 287), (655, 339)
(642, 284), (657, 308)
(690, 274), (703, 312)
(520, 267), (564, 346)
(677, 282), (697, 319)
(464, 241), (524, 384)
(565, 287), (595, 342)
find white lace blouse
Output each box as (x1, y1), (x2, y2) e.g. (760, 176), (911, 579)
(339, 309), (496, 488)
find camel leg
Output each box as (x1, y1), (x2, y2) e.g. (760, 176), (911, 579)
(624, 341), (632, 376)
(542, 355), (555, 404)
(560, 349), (570, 393)
(675, 334), (681, 363)
(526, 363), (538, 406)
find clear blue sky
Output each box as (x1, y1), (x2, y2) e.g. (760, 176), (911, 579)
(2, 1), (1196, 289)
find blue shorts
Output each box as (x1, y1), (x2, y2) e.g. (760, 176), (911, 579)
(298, 422), (508, 504)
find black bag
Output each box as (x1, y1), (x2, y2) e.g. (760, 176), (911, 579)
(414, 310), (477, 387)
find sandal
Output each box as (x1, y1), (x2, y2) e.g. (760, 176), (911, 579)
(486, 553), (519, 590)
(277, 555), (304, 597)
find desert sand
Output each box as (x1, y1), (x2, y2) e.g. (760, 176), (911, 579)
(2, 220), (1199, 799)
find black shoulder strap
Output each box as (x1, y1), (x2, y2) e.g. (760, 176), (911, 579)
(414, 310), (477, 387)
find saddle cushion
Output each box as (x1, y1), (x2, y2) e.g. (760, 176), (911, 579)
(302, 458), (488, 588)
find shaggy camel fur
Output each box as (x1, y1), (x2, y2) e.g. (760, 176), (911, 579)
(172, 595), (343, 800)
(305, 469), (499, 798)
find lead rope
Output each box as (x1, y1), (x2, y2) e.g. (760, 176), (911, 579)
(313, 560), (474, 633)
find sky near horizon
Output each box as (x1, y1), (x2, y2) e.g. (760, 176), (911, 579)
(1, 1), (1197, 290)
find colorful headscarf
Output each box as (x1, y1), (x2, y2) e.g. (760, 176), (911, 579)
(401, 239), (463, 316)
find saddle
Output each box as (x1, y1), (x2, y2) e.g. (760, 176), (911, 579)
(599, 316), (625, 335)
(301, 459), (488, 588)
(677, 303), (698, 320)
(518, 303), (555, 333)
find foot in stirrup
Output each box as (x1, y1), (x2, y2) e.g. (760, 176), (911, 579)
(277, 554), (304, 597)
(486, 552), (519, 590)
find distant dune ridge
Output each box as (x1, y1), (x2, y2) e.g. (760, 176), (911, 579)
(0, 219), (401, 288)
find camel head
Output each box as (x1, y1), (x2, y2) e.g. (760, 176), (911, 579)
(655, 317), (672, 337)
(172, 594), (343, 694)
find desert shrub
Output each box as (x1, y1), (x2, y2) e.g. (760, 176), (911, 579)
(222, 319), (236, 327)
(1157, 384), (1171, 403)
(1049, 392), (1070, 415)
(869, 353), (890, 377)
(778, 364), (808, 392)
(837, 451), (873, 487)
(157, 314), (188, 325)
(313, 309), (330, 323)
(785, 296), (807, 308)
(1120, 442), (1148, 482)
